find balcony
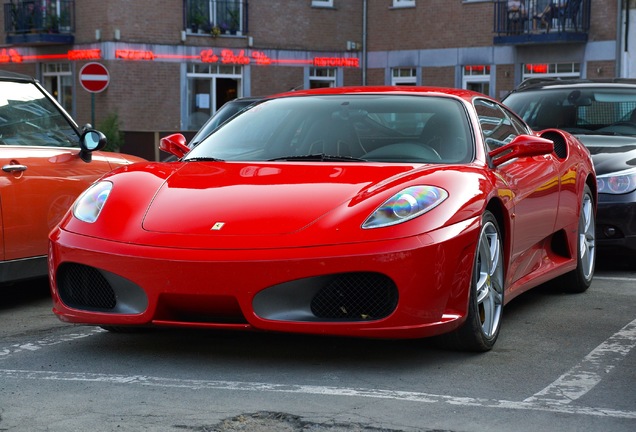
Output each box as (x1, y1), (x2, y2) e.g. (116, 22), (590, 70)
(185, 0), (248, 36)
(3, 0), (74, 46)
(493, 0), (590, 45)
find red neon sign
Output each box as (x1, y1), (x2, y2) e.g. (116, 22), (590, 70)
(1, 47), (358, 68)
(0, 49), (23, 63)
(0, 49), (101, 63)
(221, 49), (250, 65)
(313, 57), (359, 68)
(251, 51), (271, 65)
(68, 49), (101, 61)
(115, 49), (156, 61)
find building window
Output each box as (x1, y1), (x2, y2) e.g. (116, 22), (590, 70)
(186, 0), (246, 35)
(312, 0), (333, 7)
(391, 68), (416, 86)
(42, 63), (73, 115)
(522, 62), (580, 80)
(392, 0), (415, 8)
(309, 68), (336, 88)
(463, 65), (491, 96)
(186, 64), (242, 130)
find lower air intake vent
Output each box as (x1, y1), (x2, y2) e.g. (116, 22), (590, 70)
(57, 263), (117, 311)
(310, 273), (398, 320)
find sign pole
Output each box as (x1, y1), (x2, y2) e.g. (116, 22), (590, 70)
(91, 93), (95, 127)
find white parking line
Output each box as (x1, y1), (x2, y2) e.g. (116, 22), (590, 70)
(1, 320), (634, 420)
(0, 328), (105, 359)
(0, 368), (634, 419)
(525, 318), (636, 405)
(594, 276), (636, 282)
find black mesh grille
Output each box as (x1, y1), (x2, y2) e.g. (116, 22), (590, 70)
(57, 263), (116, 310)
(310, 273), (398, 320)
(540, 131), (568, 159)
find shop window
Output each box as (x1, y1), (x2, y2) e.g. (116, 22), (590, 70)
(391, 68), (416, 86)
(186, 64), (242, 130)
(463, 65), (491, 96)
(312, 0), (333, 7)
(522, 62), (580, 80)
(309, 68), (336, 88)
(42, 63), (73, 115)
(392, 0), (415, 8)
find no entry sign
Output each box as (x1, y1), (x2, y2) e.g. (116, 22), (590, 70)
(79, 62), (110, 93)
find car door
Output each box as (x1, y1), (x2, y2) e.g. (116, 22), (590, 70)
(475, 99), (560, 282)
(0, 79), (114, 262)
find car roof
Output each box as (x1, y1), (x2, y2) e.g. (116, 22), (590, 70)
(509, 78), (636, 94)
(0, 69), (36, 83)
(272, 85), (484, 102)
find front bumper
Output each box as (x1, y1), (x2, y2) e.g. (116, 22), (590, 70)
(596, 192), (636, 254)
(49, 217), (480, 339)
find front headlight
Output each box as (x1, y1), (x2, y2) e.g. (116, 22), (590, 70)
(596, 168), (636, 194)
(73, 181), (112, 223)
(362, 185), (448, 229)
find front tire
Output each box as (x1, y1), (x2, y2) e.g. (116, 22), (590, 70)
(441, 211), (504, 352)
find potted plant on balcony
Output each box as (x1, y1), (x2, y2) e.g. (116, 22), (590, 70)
(45, 15), (59, 33)
(189, 10), (207, 34)
(226, 7), (241, 35)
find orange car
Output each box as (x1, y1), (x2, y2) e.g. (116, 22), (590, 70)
(0, 70), (144, 284)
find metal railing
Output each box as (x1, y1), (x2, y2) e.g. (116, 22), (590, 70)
(493, 0), (590, 37)
(185, 0), (248, 35)
(3, 0), (75, 34)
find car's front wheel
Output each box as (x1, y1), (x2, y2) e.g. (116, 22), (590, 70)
(441, 210), (504, 352)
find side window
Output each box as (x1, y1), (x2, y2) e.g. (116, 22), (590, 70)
(0, 81), (78, 147)
(474, 98), (519, 152)
(502, 106), (530, 135)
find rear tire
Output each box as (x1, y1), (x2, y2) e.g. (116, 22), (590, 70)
(440, 211), (504, 352)
(555, 184), (595, 293)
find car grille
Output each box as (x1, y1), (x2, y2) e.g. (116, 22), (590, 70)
(57, 263), (117, 311)
(310, 273), (398, 320)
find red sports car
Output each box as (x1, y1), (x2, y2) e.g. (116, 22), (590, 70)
(49, 86), (596, 351)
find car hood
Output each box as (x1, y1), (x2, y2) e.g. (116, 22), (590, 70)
(142, 162), (422, 236)
(574, 135), (636, 175)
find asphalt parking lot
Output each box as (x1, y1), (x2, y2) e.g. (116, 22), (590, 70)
(1, 256), (634, 432)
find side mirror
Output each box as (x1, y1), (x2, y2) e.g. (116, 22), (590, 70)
(488, 134), (554, 167)
(79, 129), (107, 163)
(159, 133), (190, 159)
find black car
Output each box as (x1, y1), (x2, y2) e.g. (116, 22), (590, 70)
(163, 96), (262, 161)
(189, 96), (263, 149)
(503, 78), (636, 259)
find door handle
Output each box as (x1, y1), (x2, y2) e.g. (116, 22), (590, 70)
(2, 164), (28, 173)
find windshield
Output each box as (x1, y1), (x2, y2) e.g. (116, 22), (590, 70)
(504, 87), (636, 136)
(185, 95), (473, 164)
(0, 81), (78, 147)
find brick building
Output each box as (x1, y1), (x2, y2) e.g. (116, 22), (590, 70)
(0, 0), (630, 159)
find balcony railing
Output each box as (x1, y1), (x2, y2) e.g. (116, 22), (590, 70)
(185, 0), (248, 36)
(493, 0), (590, 45)
(3, 0), (75, 45)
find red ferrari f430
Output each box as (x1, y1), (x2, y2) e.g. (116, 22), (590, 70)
(49, 87), (596, 351)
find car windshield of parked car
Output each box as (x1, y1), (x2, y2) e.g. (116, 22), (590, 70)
(184, 95), (473, 164)
(0, 81), (78, 147)
(504, 87), (636, 137)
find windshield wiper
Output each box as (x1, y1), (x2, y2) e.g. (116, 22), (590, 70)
(267, 153), (366, 162)
(185, 157), (225, 162)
